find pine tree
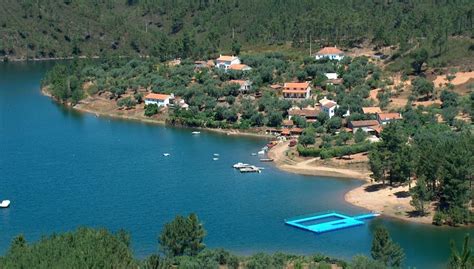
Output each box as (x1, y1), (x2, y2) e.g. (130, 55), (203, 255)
(448, 234), (473, 269)
(410, 176), (432, 215)
(371, 226), (405, 268)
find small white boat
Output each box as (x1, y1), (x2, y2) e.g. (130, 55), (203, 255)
(257, 150), (265, 155)
(191, 131), (201, 135)
(163, 153), (170, 157)
(0, 200), (11, 208)
(239, 165), (261, 173)
(213, 153), (220, 156)
(213, 157), (219, 161)
(251, 153), (257, 156)
(233, 162), (251, 169)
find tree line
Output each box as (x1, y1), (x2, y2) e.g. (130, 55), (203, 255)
(1, 0), (473, 65)
(369, 121), (473, 226)
(1, 213), (471, 268)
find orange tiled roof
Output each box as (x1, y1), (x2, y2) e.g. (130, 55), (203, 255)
(145, 93), (171, 100)
(350, 120), (380, 128)
(228, 79), (248, 86)
(281, 128), (290, 135)
(284, 82), (310, 90)
(322, 101), (337, 109)
(378, 112), (402, 120)
(362, 107), (382, 114)
(217, 55), (237, 61)
(317, 46), (344, 55)
(228, 64), (250, 70)
(290, 128), (304, 134)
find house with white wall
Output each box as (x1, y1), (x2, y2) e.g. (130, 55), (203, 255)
(319, 97), (338, 118)
(144, 93), (174, 107)
(377, 112), (402, 125)
(216, 55), (241, 70)
(348, 120), (381, 134)
(315, 47), (345, 61)
(228, 80), (252, 94)
(282, 82), (311, 99)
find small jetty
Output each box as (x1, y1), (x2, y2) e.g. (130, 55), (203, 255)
(232, 163), (262, 173)
(285, 211), (379, 234)
(0, 200), (11, 208)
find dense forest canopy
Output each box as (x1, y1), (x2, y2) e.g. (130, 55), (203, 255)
(1, 0), (473, 60)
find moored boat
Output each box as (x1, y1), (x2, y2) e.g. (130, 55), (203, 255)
(0, 200), (11, 208)
(233, 162), (251, 169)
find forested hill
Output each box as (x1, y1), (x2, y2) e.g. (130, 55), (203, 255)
(1, 0), (473, 61)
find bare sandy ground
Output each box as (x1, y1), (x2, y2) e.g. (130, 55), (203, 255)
(345, 183), (433, 224)
(433, 71), (474, 87)
(267, 141), (370, 180)
(268, 141), (434, 224)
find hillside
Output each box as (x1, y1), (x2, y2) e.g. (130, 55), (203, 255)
(1, 0), (473, 65)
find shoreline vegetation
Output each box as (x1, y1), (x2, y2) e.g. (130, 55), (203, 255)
(1, 213), (471, 269)
(41, 86), (273, 139)
(40, 50), (472, 227)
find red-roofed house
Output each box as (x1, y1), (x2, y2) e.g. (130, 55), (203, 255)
(283, 82), (311, 99)
(144, 93), (174, 107)
(216, 55), (241, 70)
(315, 46), (345, 61)
(377, 112), (402, 125)
(288, 106), (321, 122)
(348, 120), (380, 134)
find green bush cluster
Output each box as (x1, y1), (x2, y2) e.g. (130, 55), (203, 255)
(298, 142), (374, 159)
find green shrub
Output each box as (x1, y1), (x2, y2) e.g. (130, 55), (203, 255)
(433, 211), (445, 226)
(144, 104), (159, 117)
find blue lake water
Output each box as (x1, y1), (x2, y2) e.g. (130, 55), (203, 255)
(0, 61), (471, 268)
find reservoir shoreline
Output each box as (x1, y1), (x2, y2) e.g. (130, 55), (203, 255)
(42, 86), (438, 226)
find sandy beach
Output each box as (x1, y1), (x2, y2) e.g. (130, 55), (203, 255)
(268, 141), (434, 224)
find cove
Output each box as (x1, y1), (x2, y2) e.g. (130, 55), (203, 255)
(0, 61), (470, 268)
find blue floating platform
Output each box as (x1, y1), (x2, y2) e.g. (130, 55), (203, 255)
(285, 211), (379, 234)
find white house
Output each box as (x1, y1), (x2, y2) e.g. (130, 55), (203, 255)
(282, 82), (311, 99)
(319, 97), (338, 118)
(144, 93), (174, 107)
(348, 120), (381, 135)
(377, 112), (402, 125)
(216, 55), (241, 70)
(325, 73), (339, 80)
(315, 47), (345, 61)
(228, 80), (252, 93)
